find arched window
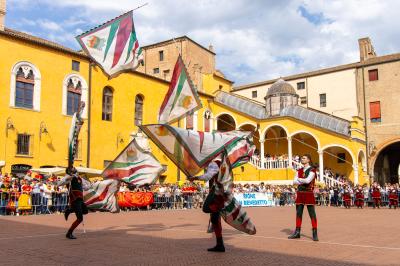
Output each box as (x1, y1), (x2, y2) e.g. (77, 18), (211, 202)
(66, 79), (82, 115)
(204, 110), (212, 132)
(10, 62), (41, 111)
(62, 74), (88, 118)
(102, 87), (113, 121)
(134, 95), (144, 126)
(15, 67), (34, 109)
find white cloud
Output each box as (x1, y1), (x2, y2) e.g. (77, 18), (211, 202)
(37, 19), (62, 31)
(7, 0), (400, 85)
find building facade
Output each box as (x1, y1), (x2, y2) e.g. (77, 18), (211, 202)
(0, 1), (369, 185)
(355, 39), (400, 184)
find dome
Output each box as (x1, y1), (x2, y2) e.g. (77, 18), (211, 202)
(266, 79), (296, 97)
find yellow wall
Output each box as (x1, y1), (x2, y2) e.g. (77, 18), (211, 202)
(0, 34), (89, 174)
(202, 73), (232, 95)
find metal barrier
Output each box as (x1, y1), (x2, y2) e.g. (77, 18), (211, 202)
(0, 191), (69, 216)
(1, 190), (399, 216)
(151, 192), (205, 210)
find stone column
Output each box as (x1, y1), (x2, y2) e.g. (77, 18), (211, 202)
(318, 150), (324, 182)
(260, 139), (265, 169)
(353, 164), (359, 185)
(287, 137), (292, 168)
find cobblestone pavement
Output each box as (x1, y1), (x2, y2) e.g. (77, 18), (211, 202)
(1, 206), (399, 265)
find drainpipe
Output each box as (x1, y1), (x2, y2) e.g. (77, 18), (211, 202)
(361, 66), (370, 178)
(87, 61), (92, 167)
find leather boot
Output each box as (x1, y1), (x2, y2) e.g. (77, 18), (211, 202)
(288, 228), (301, 239)
(207, 237), (225, 252)
(312, 228), (319, 241)
(66, 231), (76, 239)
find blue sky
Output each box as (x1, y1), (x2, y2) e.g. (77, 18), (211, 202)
(5, 0), (400, 85)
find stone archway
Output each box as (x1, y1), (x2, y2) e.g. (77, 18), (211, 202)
(291, 131), (319, 164)
(322, 145), (354, 183)
(216, 113), (236, 132)
(263, 125), (288, 159)
(372, 140), (400, 185)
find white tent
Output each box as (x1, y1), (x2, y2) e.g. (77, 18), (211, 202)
(75, 166), (103, 176)
(30, 167), (65, 175)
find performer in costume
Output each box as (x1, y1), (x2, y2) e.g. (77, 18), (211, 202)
(58, 167), (89, 239)
(371, 182), (381, 209)
(342, 184), (351, 209)
(388, 185), (398, 209)
(288, 154), (318, 241)
(355, 185), (364, 209)
(18, 179), (32, 215)
(189, 157), (225, 252)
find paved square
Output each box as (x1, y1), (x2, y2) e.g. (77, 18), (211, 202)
(1, 207), (399, 265)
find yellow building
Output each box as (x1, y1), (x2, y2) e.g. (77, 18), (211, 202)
(0, 26), (367, 185)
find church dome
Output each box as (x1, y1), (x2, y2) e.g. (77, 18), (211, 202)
(266, 79), (296, 97)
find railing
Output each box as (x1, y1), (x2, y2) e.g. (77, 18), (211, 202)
(249, 156), (290, 169)
(323, 175), (343, 187)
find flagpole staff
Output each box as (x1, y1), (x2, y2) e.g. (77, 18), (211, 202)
(132, 2), (149, 12)
(177, 119), (181, 182)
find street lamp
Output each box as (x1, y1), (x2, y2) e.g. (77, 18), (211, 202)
(5, 117), (14, 137)
(39, 121), (48, 141)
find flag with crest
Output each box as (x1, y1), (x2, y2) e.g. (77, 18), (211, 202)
(102, 139), (164, 186)
(76, 11), (143, 78)
(158, 56), (202, 124)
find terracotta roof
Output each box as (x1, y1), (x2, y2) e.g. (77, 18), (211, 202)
(1, 28), (88, 59)
(141, 36), (216, 55)
(232, 53), (400, 91)
(213, 72), (234, 84)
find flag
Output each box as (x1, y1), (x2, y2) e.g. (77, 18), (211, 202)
(158, 56), (202, 124)
(82, 179), (120, 213)
(215, 152), (256, 235)
(68, 102), (85, 168)
(102, 139), (164, 186)
(76, 11), (143, 78)
(139, 124), (255, 177)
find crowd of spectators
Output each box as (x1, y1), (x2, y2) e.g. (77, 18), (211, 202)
(1, 169), (399, 216)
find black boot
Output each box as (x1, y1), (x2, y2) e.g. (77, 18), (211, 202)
(66, 231), (76, 239)
(64, 208), (71, 221)
(312, 228), (319, 241)
(207, 237), (225, 252)
(288, 228), (301, 239)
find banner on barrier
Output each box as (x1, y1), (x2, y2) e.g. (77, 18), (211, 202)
(234, 193), (273, 207)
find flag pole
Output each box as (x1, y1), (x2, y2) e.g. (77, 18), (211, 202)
(132, 2), (149, 12)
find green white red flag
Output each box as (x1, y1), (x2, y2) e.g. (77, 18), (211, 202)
(102, 139), (164, 186)
(82, 179), (120, 213)
(158, 56), (202, 124)
(76, 11), (143, 78)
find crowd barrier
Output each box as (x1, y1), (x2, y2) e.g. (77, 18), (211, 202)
(0, 191), (68, 215)
(1, 191), (399, 216)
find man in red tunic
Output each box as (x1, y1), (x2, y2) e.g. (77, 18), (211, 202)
(288, 154), (318, 241)
(355, 185), (364, 209)
(342, 184), (351, 209)
(388, 185), (398, 209)
(371, 182), (381, 209)
(58, 167), (89, 239)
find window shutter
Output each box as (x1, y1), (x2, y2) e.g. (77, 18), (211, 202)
(369, 101), (381, 119)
